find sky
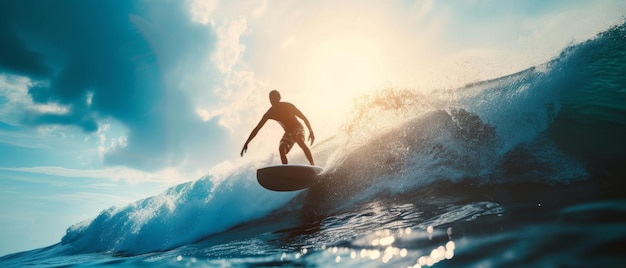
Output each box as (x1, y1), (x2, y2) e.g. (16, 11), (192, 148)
(0, 0), (624, 256)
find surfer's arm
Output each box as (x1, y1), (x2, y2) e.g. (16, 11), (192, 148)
(293, 107), (315, 145)
(241, 115), (269, 157)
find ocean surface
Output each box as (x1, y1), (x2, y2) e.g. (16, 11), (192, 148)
(2, 23), (626, 268)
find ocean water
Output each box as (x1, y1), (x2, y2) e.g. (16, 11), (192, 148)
(2, 23), (626, 268)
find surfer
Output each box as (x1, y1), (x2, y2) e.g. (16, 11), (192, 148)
(241, 90), (316, 165)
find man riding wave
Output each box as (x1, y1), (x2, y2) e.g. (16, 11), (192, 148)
(241, 90), (315, 165)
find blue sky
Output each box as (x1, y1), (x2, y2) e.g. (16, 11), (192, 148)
(0, 0), (624, 256)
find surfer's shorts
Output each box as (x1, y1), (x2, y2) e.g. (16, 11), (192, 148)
(280, 127), (305, 152)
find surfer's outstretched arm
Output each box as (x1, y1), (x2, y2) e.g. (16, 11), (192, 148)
(241, 115), (269, 157)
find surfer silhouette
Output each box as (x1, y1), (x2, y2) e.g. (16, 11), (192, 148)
(241, 90), (316, 165)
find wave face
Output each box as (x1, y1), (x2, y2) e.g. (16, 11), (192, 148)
(2, 22), (625, 267)
(59, 164), (299, 255)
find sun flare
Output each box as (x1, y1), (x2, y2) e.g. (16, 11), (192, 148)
(300, 36), (386, 136)
(308, 36), (384, 104)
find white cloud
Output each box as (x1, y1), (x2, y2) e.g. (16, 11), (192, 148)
(195, 107), (213, 122)
(186, 0), (220, 25)
(0, 75), (70, 122)
(212, 17), (249, 73)
(0, 165), (191, 185)
(196, 14), (267, 135)
(98, 135), (128, 159)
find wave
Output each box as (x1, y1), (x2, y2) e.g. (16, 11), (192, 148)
(59, 164), (299, 255)
(52, 22), (626, 256)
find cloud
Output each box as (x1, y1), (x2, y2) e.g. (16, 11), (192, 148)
(0, 23), (52, 79)
(0, 166), (187, 185)
(187, 0), (220, 25)
(196, 16), (268, 134)
(3, 0), (621, 173)
(0, 0), (228, 171)
(212, 18), (248, 73)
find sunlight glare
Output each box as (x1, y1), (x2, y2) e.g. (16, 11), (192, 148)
(303, 36), (385, 136)
(309, 37), (383, 101)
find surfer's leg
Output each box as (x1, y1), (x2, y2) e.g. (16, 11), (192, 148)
(296, 139), (315, 165)
(294, 128), (314, 165)
(279, 132), (295, 164)
(279, 144), (288, 164)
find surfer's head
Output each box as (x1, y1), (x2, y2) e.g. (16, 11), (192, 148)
(269, 90), (281, 105)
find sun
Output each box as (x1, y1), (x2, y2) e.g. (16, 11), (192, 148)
(302, 36), (385, 132)
(309, 36), (383, 99)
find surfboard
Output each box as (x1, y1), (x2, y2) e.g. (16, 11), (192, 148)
(257, 164), (324, 191)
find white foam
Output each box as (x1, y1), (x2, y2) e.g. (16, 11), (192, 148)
(62, 162), (298, 254)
